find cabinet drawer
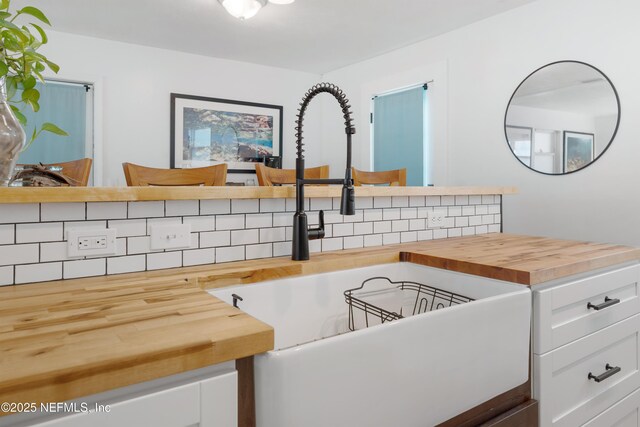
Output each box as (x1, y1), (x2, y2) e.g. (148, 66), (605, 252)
(201, 371), (237, 427)
(534, 264), (640, 354)
(582, 387), (640, 427)
(534, 314), (640, 427)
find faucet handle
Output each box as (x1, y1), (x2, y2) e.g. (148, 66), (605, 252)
(308, 210), (326, 240)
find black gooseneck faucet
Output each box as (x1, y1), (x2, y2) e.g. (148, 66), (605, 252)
(292, 83), (356, 261)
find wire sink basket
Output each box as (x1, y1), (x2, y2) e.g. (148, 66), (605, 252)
(344, 277), (475, 331)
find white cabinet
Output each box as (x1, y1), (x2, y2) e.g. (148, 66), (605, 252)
(14, 366), (237, 427)
(583, 388), (640, 427)
(533, 263), (640, 427)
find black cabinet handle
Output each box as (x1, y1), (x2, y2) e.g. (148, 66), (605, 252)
(588, 364), (621, 383)
(587, 296), (620, 311)
(231, 293), (243, 308)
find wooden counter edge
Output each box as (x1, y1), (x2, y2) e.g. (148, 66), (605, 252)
(0, 185), (518, 204)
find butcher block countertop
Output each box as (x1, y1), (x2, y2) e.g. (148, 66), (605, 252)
(1, 233), (639, 410)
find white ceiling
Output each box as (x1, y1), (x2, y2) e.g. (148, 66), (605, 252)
(14, 0), (538, 74)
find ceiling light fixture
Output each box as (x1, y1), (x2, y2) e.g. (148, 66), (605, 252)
(218, 0), (294, 20)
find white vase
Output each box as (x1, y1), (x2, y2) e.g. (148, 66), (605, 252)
(0, 77), (26, 186)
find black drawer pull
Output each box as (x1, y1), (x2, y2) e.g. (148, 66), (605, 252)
(588, 364), (621, 383)
(587, 296), (620, 311)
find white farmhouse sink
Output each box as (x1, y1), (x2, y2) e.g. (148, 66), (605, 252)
(212, 262), (531, 427)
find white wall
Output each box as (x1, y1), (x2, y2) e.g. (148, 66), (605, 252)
(40, 31), (322, 186)
(321, 0), (640, 246)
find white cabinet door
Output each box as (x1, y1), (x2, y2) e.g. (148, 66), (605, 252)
(103, 382), (200, 427)
(27, 412), (98, 427)
(582, 387), (640, 427)
(201, 371), (238, 427)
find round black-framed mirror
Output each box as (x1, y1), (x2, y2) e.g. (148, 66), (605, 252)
(504, 60), (620, 175)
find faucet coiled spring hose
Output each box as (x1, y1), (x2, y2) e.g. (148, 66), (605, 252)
(295, 82), (355, 168)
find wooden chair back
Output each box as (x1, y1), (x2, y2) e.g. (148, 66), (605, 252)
(18, 158), (93, 186)
(255, 163), (329, 186)
(122, 163), (227, 186)
(352, 167), (407, 186)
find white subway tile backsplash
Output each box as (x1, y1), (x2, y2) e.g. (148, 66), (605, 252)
(108, 219), (146, 237)
(182, 248), (215, 267)
(401, 231), (418, 243)
(310, 198), (333, 211)
(16, 222), (63, 243)
(87, 202), (127, 220)
(417, 230), (433, 241)
(400, 208), (417, 219)
(64, 259), (106, 279)
(183, 216), (215, 232)
(374, 221), (392, 234)
(333, 223), (354, 237)
(41, 242), (69, 262)
(166, 200), (199, 217)
(107, 255), (146, 275)
(15, 262), (62, 284)
(200, 199), (231, 215)
(321, 238), (343, 252)
(354, 222), (373, 235)
(409, 196), (425, 207)
(246, 213), (272, 229)
(246, 243), (273, 260)
(0, 244), (39, 266)
(231, 229), (259, 246)
(373, 197), (392, 208)
(260, 198), (286, 213)
(344, 235), (364, 249)
(0, 225), (14, 244)
(383, 208), (400, 221)
(0, 204), (39, 224)
(426, 196), (440, 207)
(363, 209), (383, 222)
(259, 227), (286, 243)
(200, 231), (231, 248)
(147, 251), (182, 270)
(383, 233), (400, 245)
(41, 203), (85, 222)
(0, 266), (12, 285)
(392, 220), (409, 232)
(409, 219), (426, 231)
(364, 234), (383, 247)
(232, 199), (259, 214)
(0, 194), (502, 284)
(216, 246), (245, 263)
(215, 214), (245, 230)
(273, 241), (291, 257)
(273, 212), (292, 227)
(392, 196), (409, 208)
(128, 201), (164, 218)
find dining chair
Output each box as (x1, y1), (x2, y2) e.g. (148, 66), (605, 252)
(351, 167), (407, 186)
(255, 163), (329, 186)
(17, 158), (93, 186)
(122, 163), (228, 186)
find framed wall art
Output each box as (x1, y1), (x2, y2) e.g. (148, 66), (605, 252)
(171, 93), (283, 173)
(563, 131), (594, 173)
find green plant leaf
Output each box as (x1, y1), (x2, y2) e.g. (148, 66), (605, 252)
(14, 109), (26, 126)
(0, 18), (20, 31)
(41, 122), (67, 136)
(22, 75), (36, 90)
(44, 58), (59, 73)
(29, 22), (47, 44)
(0, 61), (8, 78)
(0, 0), (9, 11)
(0, 12), (10, 19)
(17, 7), (51, 25)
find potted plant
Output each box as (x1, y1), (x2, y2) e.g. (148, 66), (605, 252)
(0, 0), (66, 186)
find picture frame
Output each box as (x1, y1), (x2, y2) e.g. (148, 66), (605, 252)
(563, 131), (594, 173)
(170, 93), (283, 174)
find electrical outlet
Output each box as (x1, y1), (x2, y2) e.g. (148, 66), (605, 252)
(67, 229), (117, 257)
(427, 210), (446, 228)
(150, 224), (192, 250)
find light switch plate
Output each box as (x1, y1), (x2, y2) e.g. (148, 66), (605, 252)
(150, 224), (192, 250)
(427, 210), (446, 228)
(67, 228), (117, 257)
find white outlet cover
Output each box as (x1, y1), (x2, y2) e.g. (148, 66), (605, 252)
(150, 224), (192, 250)
(427, 210), (446, 228)
(67, 228), (117, 257)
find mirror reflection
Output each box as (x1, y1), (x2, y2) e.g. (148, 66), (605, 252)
(504, 61), (620, 174)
